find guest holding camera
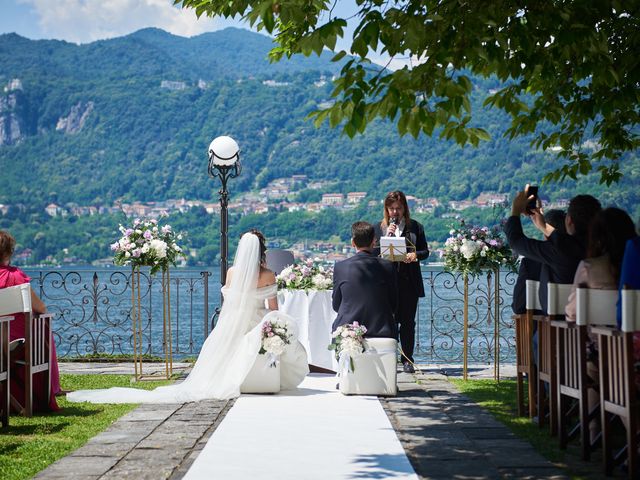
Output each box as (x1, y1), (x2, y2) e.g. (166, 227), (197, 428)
(504, 185), (601, 313)
(374, 191), (429, 373)
(0, 230), (61, 412)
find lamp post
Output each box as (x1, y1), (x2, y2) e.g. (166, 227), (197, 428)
(207, 135), (241, 331)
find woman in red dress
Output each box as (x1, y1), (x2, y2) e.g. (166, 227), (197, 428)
(0, 230), (60, 412)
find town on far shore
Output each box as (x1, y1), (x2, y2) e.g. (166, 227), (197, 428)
(1, 174), (569, 267)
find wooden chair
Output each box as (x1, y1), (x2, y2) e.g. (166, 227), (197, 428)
(0, 284), (54, 417)
(536, 281), (566, 436)
(593, 288), (640, 478)
(0, 314), (13, 427)
(556, 287), (618, 460)
(515, 279), (540, 417)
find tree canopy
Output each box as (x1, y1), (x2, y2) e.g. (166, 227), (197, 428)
(177, 0), (640, 184)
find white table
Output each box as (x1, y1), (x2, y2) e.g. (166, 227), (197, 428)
(277, 290), (336, 371)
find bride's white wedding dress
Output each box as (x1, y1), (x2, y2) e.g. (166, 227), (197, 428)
(68, 234), (309, 404)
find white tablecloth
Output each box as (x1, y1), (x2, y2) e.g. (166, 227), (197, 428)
(278, 290), (336, 371)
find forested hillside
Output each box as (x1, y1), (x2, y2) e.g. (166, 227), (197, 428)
(0, 28), (637, 264)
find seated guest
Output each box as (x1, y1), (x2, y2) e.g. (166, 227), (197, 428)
(618, 234), (640, 388)
(512, 209), (566, 315)
(563, 208), (636, 442)
(0, 230), (61, 412)
(332, 221), (398, 339)
(505, 186), (601, 313)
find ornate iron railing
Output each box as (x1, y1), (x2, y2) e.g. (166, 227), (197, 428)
(26, 269), (212, 359)
(25, 265), (517, 364)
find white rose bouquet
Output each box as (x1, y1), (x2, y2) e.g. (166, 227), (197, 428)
(259, 317), (293, 367)
(328, 322), (368, 373)
(111, 217), (186, 274)
(440, 220), (517, 276)
(277, 258), (333, 290)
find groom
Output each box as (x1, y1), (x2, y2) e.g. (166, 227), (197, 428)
(332, 221), (397, 338)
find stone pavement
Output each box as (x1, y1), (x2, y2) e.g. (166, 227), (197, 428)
(32, 363), (583, 479)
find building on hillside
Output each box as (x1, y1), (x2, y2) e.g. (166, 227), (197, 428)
(0, 204), (8, 215)
(305, 203), (323, 212)
(160, 80), (186, 90)
(321, 193), (344, 206)
(347, 192), (367, 204)
(475, 192), (508, 207)
(448, 200), (474, 211)
(45, 203), (66, 217)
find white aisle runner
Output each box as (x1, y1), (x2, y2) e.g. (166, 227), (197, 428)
(183, 374), (418, 479)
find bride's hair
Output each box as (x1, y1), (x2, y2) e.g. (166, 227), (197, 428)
(242, 229), (267, 267)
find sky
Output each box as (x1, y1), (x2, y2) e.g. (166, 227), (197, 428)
(0, 0), (407, 68)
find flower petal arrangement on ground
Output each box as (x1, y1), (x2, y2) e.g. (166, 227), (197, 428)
(276, 258), (333, 290)
(328, 322), (368, 372)
(441, 220), (517, 276)
(111, 218), (185, 274)
(260, 317), (293, 366)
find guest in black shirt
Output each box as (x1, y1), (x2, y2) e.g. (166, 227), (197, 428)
(505, 186), (601, 313)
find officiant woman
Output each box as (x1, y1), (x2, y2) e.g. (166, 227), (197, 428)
(374, 191), (429, 373)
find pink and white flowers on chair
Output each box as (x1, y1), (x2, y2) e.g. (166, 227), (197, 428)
(111, 218), (185, 274)
(260, 317), (293, 367)
(328, 322), (368, 373)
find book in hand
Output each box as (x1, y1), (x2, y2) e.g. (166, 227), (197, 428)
(379, 236), (407, 262)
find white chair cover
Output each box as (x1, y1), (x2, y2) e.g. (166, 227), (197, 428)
(339, 338), (397, 396)
(622, 289), (640, 333)
(525, 280), (541, 311)
(240, 354), (281, 394)
(0, 284), (32, 315)
(575, 288), (618, 327)
(547, 283), (573, 315)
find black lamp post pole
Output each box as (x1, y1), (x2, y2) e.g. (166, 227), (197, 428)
(207, 148), (241, 332)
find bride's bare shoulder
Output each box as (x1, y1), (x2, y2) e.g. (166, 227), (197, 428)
(257, 268), (276, 287)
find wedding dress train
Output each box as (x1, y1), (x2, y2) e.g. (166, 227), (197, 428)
(68, 234), (308, 404)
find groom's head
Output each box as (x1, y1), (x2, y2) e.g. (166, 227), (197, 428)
(351, 221), (375, 250)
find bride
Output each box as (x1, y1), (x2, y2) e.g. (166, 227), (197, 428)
(68, 230), (309, 403)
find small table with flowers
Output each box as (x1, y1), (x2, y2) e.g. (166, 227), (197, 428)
(277, 289), (336, 371)
(276, 260), (336, 371)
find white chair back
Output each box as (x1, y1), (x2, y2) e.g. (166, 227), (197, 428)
(0, 284), (32, 316)
(547, 283), (573, 316)
(265, 249), (295, 276)
(525, 280), (541, 311)
(576, 288), (618, 327)
(622, 289), (640, 333)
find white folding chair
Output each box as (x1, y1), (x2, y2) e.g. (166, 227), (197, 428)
(515, 280), (539, 417)
(0, 284), (54, 416)
(0, 313), (13, 427)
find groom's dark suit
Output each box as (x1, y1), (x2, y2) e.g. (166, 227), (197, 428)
(332, 250), (398, 338)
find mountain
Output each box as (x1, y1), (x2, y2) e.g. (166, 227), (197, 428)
(0, 28), (637, 264)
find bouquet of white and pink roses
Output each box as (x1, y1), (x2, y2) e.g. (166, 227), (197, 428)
(111, 218), (185, 274)
(259, 317), (293, 367)
(440, 220), (517, 276)
(276, 258), (333, 290)
(328, 322), (368, 373)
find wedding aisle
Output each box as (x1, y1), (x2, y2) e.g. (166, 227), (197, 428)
(183, 374), (418, 479)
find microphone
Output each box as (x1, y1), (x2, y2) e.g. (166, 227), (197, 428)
(390, 217), (397, 225)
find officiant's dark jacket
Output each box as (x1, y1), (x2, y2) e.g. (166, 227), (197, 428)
(373, 219), (430, 298)
(332, 250), (398, 338)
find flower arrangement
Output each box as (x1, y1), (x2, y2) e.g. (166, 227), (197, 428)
(440, 220), (517, 276)
(328, 322), (368, 372)
(276, 258), (333, 290)
(111, 217), (186, 274)
(259, 317), (293, 367)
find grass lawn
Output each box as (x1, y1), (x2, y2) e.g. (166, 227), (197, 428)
(0, 374), (172, 480)
(450, 378), (607, 480)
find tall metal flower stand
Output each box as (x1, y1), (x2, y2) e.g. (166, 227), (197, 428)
(461, 269), (501, 381)
(131, 267), (173, 381)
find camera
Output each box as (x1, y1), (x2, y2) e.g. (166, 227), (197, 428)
(526, 185), (538, 213)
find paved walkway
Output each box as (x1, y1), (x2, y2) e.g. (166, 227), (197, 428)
(33, 363), (578, 479)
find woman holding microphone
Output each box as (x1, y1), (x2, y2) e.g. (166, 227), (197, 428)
(374, 191), (429, 373)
